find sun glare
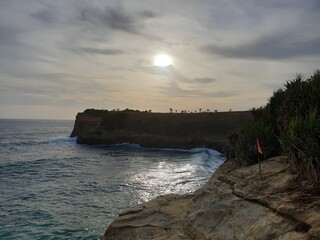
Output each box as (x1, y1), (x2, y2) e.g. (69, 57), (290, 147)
(153, 54), (172, 67)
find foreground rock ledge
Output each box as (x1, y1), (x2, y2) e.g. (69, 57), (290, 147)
(103, 157), (320, 240)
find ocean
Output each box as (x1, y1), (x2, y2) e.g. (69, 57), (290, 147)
(0, 119), (225, 239)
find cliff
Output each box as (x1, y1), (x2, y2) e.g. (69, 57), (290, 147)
(70, 109), (253, 152)
(103, 156), (320, 240)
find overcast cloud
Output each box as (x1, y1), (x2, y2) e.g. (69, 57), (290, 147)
(0, 0), (319, 119)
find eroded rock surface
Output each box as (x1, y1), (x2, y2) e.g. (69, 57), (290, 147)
(104, 194), (193, 240)
(103, 157), (320, 240)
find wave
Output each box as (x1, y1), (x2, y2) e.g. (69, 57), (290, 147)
(52, 137), (77, 144)
(147, 147), (224, 160)
(97, 144), (222, 162)
(112, 142), (141, 149)
(103, 143), (223, 155)
(189, 147), (222, 156)
(1, 136), (77, 147)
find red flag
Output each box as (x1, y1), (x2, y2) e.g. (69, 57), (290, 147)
(257, 138), (263, 155)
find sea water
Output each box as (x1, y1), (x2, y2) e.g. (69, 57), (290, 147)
(0, 119), (225, 239)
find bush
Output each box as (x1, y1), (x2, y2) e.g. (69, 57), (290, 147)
(235, 120), (279, 165)
(233, 70), (320, 184)
(279, 109), (320, 183)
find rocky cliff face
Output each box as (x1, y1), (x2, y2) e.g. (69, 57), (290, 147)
(70, 109), (253, 152)
(103, 157), (320, 240)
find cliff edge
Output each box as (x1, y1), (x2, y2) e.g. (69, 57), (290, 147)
(70, 109), (253, 152)
(103, 156), (320, 240)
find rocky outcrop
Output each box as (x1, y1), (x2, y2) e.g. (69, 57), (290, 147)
(104, 194), (193, 240)
(70, 109), (253, 152)
(103, 157), (320, 240)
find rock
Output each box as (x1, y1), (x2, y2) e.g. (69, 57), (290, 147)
(103, 157), (320, 240)
(104, 194), (193, 240)
(70, 110), (253, 152)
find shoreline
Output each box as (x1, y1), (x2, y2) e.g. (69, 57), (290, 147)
(68, 109), (320, 239)
(103, 156), (320, 240)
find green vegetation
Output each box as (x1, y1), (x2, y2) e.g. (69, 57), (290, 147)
(232, 70), (320, 184)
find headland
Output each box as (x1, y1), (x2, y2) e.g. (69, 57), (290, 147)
(70, 108), (320, 239)
(70, 109), (253, 153)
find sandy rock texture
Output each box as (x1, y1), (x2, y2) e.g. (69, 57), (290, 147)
(103, 157), (320, 240)
(104, 194), (193, 240)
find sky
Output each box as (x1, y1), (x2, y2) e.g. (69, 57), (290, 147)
(0, 0), (320, 119)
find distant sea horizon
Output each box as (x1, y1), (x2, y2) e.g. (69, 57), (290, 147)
(0, 118), (75, 121)
(0, 109), (249, 122)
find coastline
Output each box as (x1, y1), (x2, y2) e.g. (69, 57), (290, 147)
(69, 109), (320, 239)
(103, 156), (320, 240)
(70, 110), (253, 154)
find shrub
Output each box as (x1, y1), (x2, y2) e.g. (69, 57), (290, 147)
(235, 120), (279, 166)
(279, 109), (320, 183)
(233, 70), (320, 184)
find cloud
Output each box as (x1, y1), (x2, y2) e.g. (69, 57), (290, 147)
(29, 3), (160, 45)
(1, 0), (320, 118)
(78, 6), (157, 35)
(69, 46), (124, 55)
(0, 25), (22, 46)
(200, 0), (320, 62)
(202, 33), (320, 60)
(138, 10), (158, 19)
(149, 67), (234, 99)
(158, 80), (199, 98)
(79, 6), (135, 33)
(158, 79), (240, 99)
(2, 72), (72, 83)
(0, 70), (121, 107)
(146, 65), (216, 84)
(209, 90), (240, 98)
(192, 77), (216, 84)
(31, 7), (58, 24)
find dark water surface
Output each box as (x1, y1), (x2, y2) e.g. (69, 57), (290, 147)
(0, 119), (225, 239)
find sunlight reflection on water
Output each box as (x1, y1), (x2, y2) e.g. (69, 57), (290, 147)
(128, 153), (218, 202)
(0, 120), (225, 239)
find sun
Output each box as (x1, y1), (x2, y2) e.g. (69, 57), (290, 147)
(153, 54), (172, 67)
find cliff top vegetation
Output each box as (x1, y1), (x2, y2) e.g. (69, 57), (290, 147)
(232, 70), (320, 185)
